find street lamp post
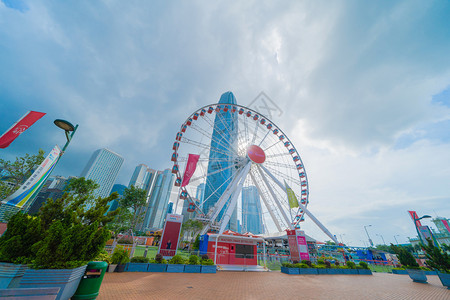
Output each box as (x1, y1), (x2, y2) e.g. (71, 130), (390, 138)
(394, 235), (400, 245)
(23, 119), (78, 212)
(376, 234), (386, 245)
(364, 225), (374, 247)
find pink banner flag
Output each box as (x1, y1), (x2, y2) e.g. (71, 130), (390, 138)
(0, 111), (46, 148)
(181, 154), (200, 187)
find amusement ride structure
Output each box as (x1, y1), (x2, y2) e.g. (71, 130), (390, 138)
(171, 92), (338, 244)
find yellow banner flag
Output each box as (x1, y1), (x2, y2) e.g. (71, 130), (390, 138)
(284, 180), (299, 208)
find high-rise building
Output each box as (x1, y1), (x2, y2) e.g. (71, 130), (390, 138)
(203, 92), (239, 231)
(80, 148), (124, 199)
(140, 169), (174, 230)
(241, 186), (264, 234)
(108, 183), (127, 212)
(27, 175), (76, 215)
(195, 183), (205, 210)
(166, 202), (174, 214)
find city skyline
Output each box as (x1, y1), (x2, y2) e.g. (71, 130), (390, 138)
(1, 1), (449, 246)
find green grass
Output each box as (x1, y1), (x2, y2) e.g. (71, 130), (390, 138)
(368, 264), (393, 273)
(129, 246), (194, 260)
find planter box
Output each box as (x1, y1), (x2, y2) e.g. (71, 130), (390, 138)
(201, 265), (217, 273)
(0, 263), (28, 289)
(126, 263), (149, 272)
(317, 268), (328, 275)
(184, 265), (201, 273)
(18, 265), (87, 300)
(424, 271), (437, 275)
(282, 268), (299, 275)
(298, 268), (318, 275)
(392, 269), (407, 275)
(407, 269), (427, 283)
(107, 264), (117, 273)
(437, 272), (450, 289)
(166, 264), (185, 273)
(333, 268), (344, 274)
(347, 269), (358, 275)
(115, 264), (126, 272)
(148, 264), (167, 272)
(326, 269), (338, 275)
(357, 269), (373, 275)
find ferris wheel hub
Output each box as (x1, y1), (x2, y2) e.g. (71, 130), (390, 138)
(247, 145), (266, 164)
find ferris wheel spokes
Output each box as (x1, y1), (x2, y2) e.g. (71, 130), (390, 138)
(218, 162), (252, 234)
(249, 170), (283, 232)
(256, 165), (293, 230)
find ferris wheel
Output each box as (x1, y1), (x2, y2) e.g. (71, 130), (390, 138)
(171, 93), (336, 241)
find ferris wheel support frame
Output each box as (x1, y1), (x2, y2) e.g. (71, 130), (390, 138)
(260, 165), (339, 244)
(249, 171), (283, 232)
(218, 162), (252, 234)
(257, 166), (293, 230)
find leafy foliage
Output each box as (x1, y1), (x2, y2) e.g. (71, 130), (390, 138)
(111, 246), (130, 264)
(188, 255), (199, 265)
(169, 254), (185, 265)
(94, 250), (111, 264)
(422, 239), (450, 273)
(201, 258), (215, 265)
(0, 177), (119, 269)
(359, 261), (369, 269)
(390, 244), (419, 268)
(0, 150), (45, 200)
(346, 261), (356, 269)
(130, 256), (150, 263)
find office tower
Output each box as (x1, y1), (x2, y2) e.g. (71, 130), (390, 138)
(108, 183), (127, 212)
(203, 92), (239, 231)
(140, 169), (174, 230)
(195, 183), (205, 210)
(167, 202), (174, 214)
(27, 175), (76, 215)
(80, 148), (124, 199)
(241, 186), (264, 234)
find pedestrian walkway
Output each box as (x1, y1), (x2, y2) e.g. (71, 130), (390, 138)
(98, 271), (449, 300)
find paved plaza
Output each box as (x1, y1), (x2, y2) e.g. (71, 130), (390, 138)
(98, 271), (449, 299)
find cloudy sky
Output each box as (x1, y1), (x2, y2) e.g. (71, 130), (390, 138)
(1, 1), (449, 246)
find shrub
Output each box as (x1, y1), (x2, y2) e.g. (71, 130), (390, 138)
(324, 261), (332, 268)
(346, 261), (356, 269)
(111, 246), (130, 265)
(334, 261), (340, 267)
(391, 244), (419, 268)
(282, 262), (293, 268)
(201, 258), (215, 265)
(94, 250), (111, 264)
(359, 261), (369, 269)
(130, 256), (150, 263)
(294, 263), (309, 269)
(301, 260), (312, 267)
(422, 239), (450, 273)
(188, 255), (199, 265)
(169, 255), (185, 264)
(201, 254), (209, 260)
(155, 254), (164, 263)
(317, 259), (325, 265)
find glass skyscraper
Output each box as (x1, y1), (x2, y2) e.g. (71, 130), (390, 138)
(204, 91), (239, 231)
(241, 186), (264, 234)
(140, 168), (174, 230)
(80, 148), (124, 199)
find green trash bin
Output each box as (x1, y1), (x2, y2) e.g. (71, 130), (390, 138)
(72, 261), (108, 300)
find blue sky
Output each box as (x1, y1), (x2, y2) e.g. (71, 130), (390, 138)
(1, 1), (449, 246)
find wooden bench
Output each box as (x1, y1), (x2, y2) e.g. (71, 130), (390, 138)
(0, 287), (60, 299)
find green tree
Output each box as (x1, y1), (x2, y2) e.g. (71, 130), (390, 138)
(391, 244), (419, 268)
(181, 219), (204, 244)
(422, 239), (450, 273)
(0, 150), (45, 200)
(0, 177), (119, 269)
(120, 185), (147, 234)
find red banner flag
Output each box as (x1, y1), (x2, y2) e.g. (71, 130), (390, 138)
(0, 111), (46, 148)
(181, 154), (200, 187)
(408, 210), (422, 228)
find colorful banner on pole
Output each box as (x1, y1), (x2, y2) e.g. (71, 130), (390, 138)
(418, 225), (439, 247)
(408, 210), (422, 227)
(0, 111), (46, 148)
(441, 219), (450, 235)
(2, 145), (61, 208)
(284, 180), (298, 208)
(181, 154), (200, 187)
(158, 213), (183, 259)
